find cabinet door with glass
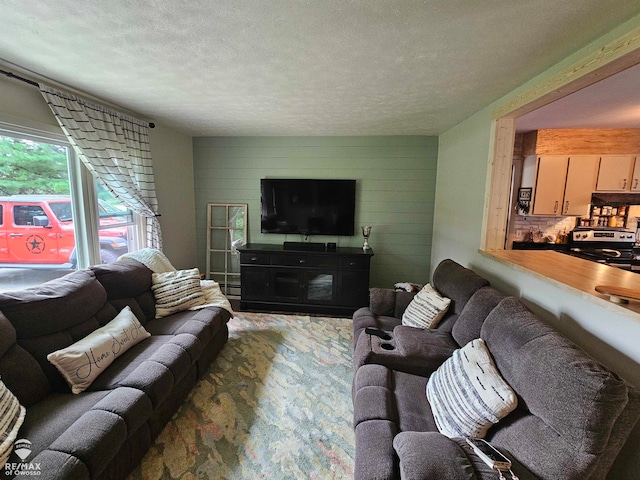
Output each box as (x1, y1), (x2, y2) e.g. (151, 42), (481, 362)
(206, 203), (247, 297)
(303, 270), (337, 305)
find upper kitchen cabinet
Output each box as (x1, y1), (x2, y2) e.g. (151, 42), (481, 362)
(530, 155), (598, 215)
(532, 155), (568, 215)
(596, 156), (635, 191)
(564, 155), (599, 214)
(632, 158), (640, 191)
(520, 129), (640, 213)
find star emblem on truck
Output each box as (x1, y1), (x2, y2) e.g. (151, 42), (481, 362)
(26, 235), (45, 254)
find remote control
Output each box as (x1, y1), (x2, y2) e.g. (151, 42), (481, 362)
(364, 327), (391, 341)
(466, 438), (512, 471)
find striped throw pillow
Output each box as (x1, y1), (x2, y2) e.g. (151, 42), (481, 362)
(152, 268), (205, 318)
(402, 284), (451, 329)
(0, 381), (25, 466)
(426, 338), (517, 439)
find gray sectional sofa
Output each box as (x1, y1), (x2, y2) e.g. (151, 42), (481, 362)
(352, 259), (640, 480)
(0, 259), (231, 479)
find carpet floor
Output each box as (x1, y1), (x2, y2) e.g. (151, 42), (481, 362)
(127, 312), (355, 480)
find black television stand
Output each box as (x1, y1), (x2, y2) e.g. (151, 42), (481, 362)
(238, 243), (374, 315)
(283, 241), (326, 252)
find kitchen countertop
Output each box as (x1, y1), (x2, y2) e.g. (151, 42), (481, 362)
(511, 241), (570, 251)
(481, 249), (640, 319)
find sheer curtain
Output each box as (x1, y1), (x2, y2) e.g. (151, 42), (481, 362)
(39, 84), (162, 249)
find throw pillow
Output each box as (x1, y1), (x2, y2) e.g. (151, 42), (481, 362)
(402, 283), (451, 329)
(0, 381), (25, 466)
(426, 338), (517, 439)
(151, 268), (205, 318)
(47, 306), (151, 394)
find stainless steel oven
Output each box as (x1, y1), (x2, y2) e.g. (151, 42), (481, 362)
(566, 227), (639, 272)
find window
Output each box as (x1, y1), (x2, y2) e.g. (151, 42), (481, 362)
(0, 126), (143, 292)
(12, 205), (48, 226)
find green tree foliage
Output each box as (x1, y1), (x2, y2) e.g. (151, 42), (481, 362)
(0, 135), (70, 195)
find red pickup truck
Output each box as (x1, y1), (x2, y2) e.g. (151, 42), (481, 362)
(0, 195), (128, 268)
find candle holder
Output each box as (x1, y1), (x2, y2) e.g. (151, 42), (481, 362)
(361, 225), (372, 250)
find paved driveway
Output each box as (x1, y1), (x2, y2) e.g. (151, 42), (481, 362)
(0, 267), (74, 293)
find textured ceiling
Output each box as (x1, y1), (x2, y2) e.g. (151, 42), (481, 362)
(1, 1), (640, 136)
(517, 62), (640, 131)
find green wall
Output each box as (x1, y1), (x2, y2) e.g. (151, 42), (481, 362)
(432, 16), (640, 390)
(193, 136), (438, 288)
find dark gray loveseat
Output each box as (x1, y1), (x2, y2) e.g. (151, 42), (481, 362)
(0, 260), (231, 479)
(352, 259), (640, 480)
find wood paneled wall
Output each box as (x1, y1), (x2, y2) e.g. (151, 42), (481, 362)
(522, 129), (640, 155)
(192, 136), (438, 288)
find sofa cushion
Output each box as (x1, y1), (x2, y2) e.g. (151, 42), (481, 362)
(86, 334), (198, 399)
(50, 408), (128, 477)
(144, 307), (227, 341)
(0, 312), (50, 407)
(393, 432), (476, 480)
(354, 365), (436, 433)
(47, 307), (151, 394)
(354, 420), (397, 480)
(0, 269), (108, 338)
(91, 260), (152, 301)
(92, 260), (159, 323)
(368, 288), (417, 319)
(452, 286), (507, 347)
(353, 365), (438, 480)
(0, 270), (121, 392)
(0, 380), (25, 466)
(431, 259), (490, 316)
(368, 288), (397, 317)
(11, 390), (111, 465)
(402, 284), (451, 329)
(151, 268), (205, 318)
(427, 338), (517, 439)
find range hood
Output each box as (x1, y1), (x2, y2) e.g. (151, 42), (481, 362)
(591, 193), (640, 206)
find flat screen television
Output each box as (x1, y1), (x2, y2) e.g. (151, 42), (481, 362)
(260, 178), (356, 236)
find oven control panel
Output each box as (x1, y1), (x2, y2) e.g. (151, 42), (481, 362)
(571, 229), (636, 243)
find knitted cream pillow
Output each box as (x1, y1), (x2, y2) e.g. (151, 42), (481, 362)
(426, 338), (517, 439)
(402, 283), (451, 329)
(151, 268), (205, 318)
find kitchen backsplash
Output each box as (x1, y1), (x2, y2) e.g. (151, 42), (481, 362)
(512, 216), (577, 243)
(512, 205), (640, 243)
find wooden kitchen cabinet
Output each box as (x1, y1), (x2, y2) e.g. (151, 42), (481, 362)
(563, 155), (599, 215)
(532, 155), (569, 215)
(631, 157), (640, 191)
(596, 155), (635, 191)
(531, 155), (598, 216)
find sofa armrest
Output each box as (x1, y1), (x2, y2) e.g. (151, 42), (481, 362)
(369, 288), (416, 317)
(352, 326), (457, 376)
(393, 325), (458, 358)
(393, 431), (477, 480)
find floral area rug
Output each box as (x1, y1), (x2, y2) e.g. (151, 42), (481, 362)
(128, 312), (355, 480)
